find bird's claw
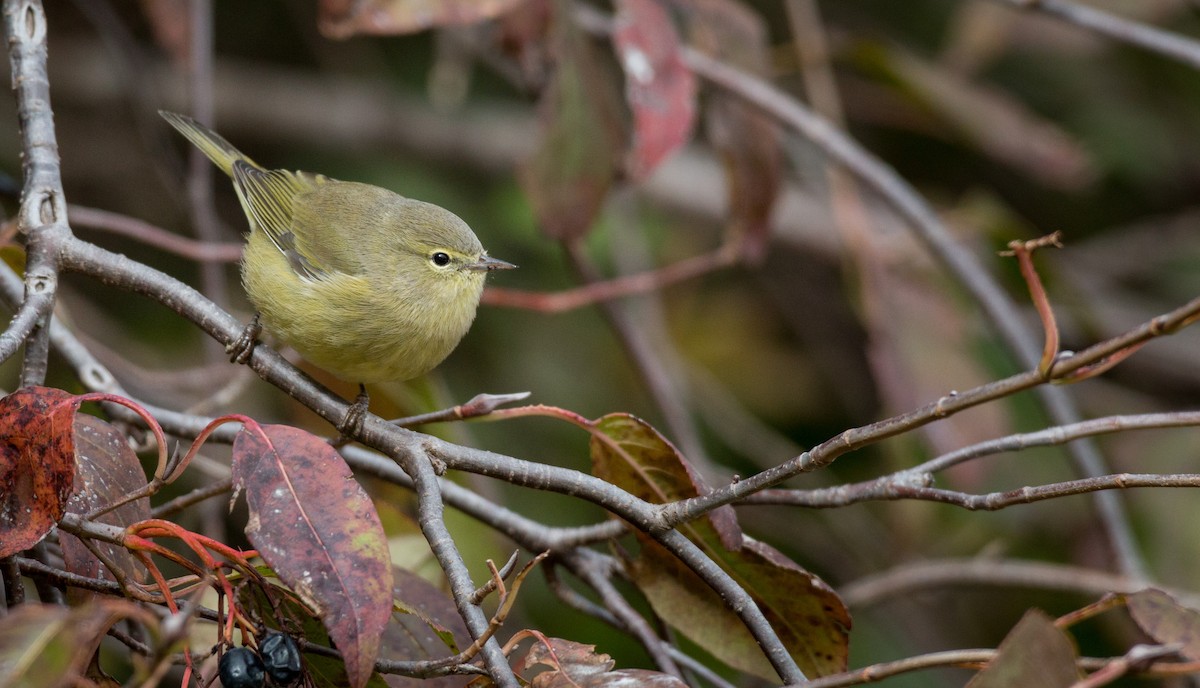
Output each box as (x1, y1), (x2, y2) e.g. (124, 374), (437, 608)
(226, 314), (263, 365)
(336, 386), (371, 443)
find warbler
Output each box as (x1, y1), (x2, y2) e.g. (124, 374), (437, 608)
(161, 111), (514, 424)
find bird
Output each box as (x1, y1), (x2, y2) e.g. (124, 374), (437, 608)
(160, 111), (515, 432)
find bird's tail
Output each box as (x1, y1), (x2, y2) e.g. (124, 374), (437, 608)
(159, 110), (258, 177)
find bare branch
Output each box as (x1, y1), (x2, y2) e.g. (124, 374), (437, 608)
(838, 557), (1192, 610)
(748, 411), (1200, 508)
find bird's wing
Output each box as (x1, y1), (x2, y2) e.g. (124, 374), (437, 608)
(232, 162), (334, 280)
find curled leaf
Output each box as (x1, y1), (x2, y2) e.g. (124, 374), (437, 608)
(517, 637), (687, 687)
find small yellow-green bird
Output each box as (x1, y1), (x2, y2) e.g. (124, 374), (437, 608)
(161, 111), (514, 412)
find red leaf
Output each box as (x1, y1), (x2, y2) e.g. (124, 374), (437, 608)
(519, 5), (627, 241)
(613, 0), (697, 179)
(319, 0), (530, 38)
(232, 424), (393, 688)
(59, 415), (150, 603)
(0, 387), (79, 557)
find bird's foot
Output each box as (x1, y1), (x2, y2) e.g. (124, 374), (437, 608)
(226, 314), (262, 365)
(335, 385), (370, 444)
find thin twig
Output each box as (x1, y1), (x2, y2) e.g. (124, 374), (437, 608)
(565, 549), (683, 678)
(69, 205), (242, 262)
(576, 0), (1149, 581)
(750, 411), (1200, 508)
(988, 0), (1200, 71)
(481, 243), (738, 313)
(838, 557), (1199, 610)
(749, 473), (1200, 511)
(657, 293), (1200, 525)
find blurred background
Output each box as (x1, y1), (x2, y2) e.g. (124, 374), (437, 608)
(5, 0), (1200, 685)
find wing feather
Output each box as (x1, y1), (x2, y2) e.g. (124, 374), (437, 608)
(232, 162), (330, 280)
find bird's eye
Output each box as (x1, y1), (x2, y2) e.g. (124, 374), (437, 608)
(431, 252), (451, 267)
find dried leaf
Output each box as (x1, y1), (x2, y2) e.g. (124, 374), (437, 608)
(319, 0), (529, 38)
(591, 414), (850, 679)
(517, 637), (688, 687)
(1127, 588), (1200, 661)
(59, 415), (150, 603)
(0, 387), (79, 557)
(519, 2), (626, 241)
(232, 424), (393, 688)
(966, 609), (1081, 688)
(613, 0), (696, 179)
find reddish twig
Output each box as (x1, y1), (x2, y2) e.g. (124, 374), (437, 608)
(1001, 232), (1063, 375)
(481, 243), (738, 313)
(69, 204), (242, 263)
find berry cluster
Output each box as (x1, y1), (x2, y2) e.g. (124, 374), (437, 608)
(218, 633), (303, 688)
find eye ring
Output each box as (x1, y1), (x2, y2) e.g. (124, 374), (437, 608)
(431, 251), (451, 267)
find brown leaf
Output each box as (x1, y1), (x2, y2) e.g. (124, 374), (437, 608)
(59, 415), (150, 603)
(591, 414), (850, 679)
(0, 387), (79, 558)
(675, 0), (780, 260)
(232, 424), (393, 688)
(613, 0), (697, 179)
(966, 609), (1081, 688)
(518, 637), (687, 687)
(319, 0), (530, 38)
(519, 3), (627, 241)
(591, 414), (739, 547)
(1127, 588), (1200, 661)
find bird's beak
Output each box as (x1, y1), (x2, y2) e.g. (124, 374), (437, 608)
(466, 255), (517, 272)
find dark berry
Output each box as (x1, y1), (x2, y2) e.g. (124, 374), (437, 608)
(259, 632), (303, 686)
(218, 647), (266, 688)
